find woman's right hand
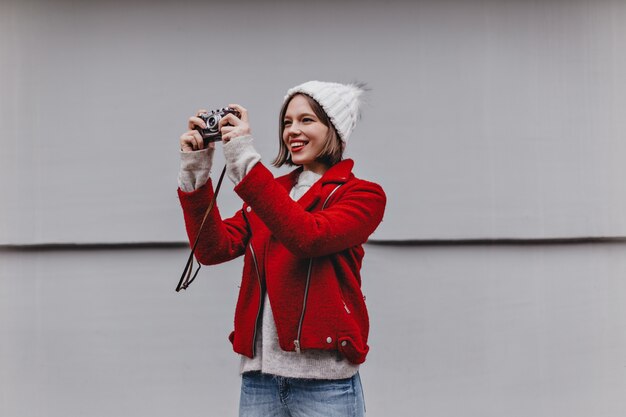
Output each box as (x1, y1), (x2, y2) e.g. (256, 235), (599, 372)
(180, 109), (213, 152)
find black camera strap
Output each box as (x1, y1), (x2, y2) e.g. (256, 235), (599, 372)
(176, 165), (227, 292)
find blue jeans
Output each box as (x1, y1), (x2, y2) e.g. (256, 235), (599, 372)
(239, 371), (366, 417)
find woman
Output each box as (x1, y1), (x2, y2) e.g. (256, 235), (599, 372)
(177, 81), (386, 417)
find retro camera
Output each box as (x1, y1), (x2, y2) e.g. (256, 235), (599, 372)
(196, 107), (241, 146)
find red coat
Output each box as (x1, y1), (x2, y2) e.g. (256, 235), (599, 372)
(177, 159), (386, 364)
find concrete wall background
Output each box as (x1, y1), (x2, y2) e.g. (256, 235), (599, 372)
(2, 245), (626, 417)
(2, 0), (626, 244)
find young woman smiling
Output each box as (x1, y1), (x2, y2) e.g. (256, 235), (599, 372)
(177, 81), (386, 417)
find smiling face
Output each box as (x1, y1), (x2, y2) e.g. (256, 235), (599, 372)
(281, 94), (331, 174)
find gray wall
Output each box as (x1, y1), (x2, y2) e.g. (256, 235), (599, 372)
(2, 245), (626, 416)
(2, 0), (626, 416)
(2, 0), (626, 244)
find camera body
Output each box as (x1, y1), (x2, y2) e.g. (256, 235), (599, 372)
(196, 107), (241, 146)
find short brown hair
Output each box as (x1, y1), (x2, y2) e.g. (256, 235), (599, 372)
(272, 93), (344, 168)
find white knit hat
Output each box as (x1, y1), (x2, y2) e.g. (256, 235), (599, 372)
(284, 80), (365, 143)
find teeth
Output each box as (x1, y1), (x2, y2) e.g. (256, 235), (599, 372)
(291, 142), (306, 147)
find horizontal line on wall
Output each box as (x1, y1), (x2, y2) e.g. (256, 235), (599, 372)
(3, 236), (626, 251)
(367, 236), (626, 246)
(0, 242), (189, 252)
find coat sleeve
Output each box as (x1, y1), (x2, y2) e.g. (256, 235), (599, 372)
(234, 163), (386, 258)
(177, 179), (250, 265)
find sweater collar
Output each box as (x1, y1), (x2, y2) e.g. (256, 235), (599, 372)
(280, 159), (354, 187)
(278, 159), (355, 210)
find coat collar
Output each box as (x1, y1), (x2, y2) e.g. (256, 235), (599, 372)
(277, 159), (355, 210)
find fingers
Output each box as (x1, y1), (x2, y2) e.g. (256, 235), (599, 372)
(220, 126), (236, 134)
(219, 112), (251, 143)
(188, 109), (208, 130)
(228, 103), (248, 122)
(220, 126), (238, 143)
(179, 130), (205, 151)
(218, 113), (240, 129)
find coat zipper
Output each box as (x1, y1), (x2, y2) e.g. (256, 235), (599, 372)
(294, 259), (314, 353)
(248, 241), (263, 357)
(293, 184), (343, 353)
(342, 299), (351, 314)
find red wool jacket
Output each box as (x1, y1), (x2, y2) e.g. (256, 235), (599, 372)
(177, 159), (386, 364)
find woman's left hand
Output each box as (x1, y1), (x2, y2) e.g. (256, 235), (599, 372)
(219, 104), (251, 143)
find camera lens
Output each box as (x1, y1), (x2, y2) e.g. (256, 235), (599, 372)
(207, 116), (218, 127)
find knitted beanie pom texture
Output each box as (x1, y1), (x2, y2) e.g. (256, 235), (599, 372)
(284, 80), (365, 143)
